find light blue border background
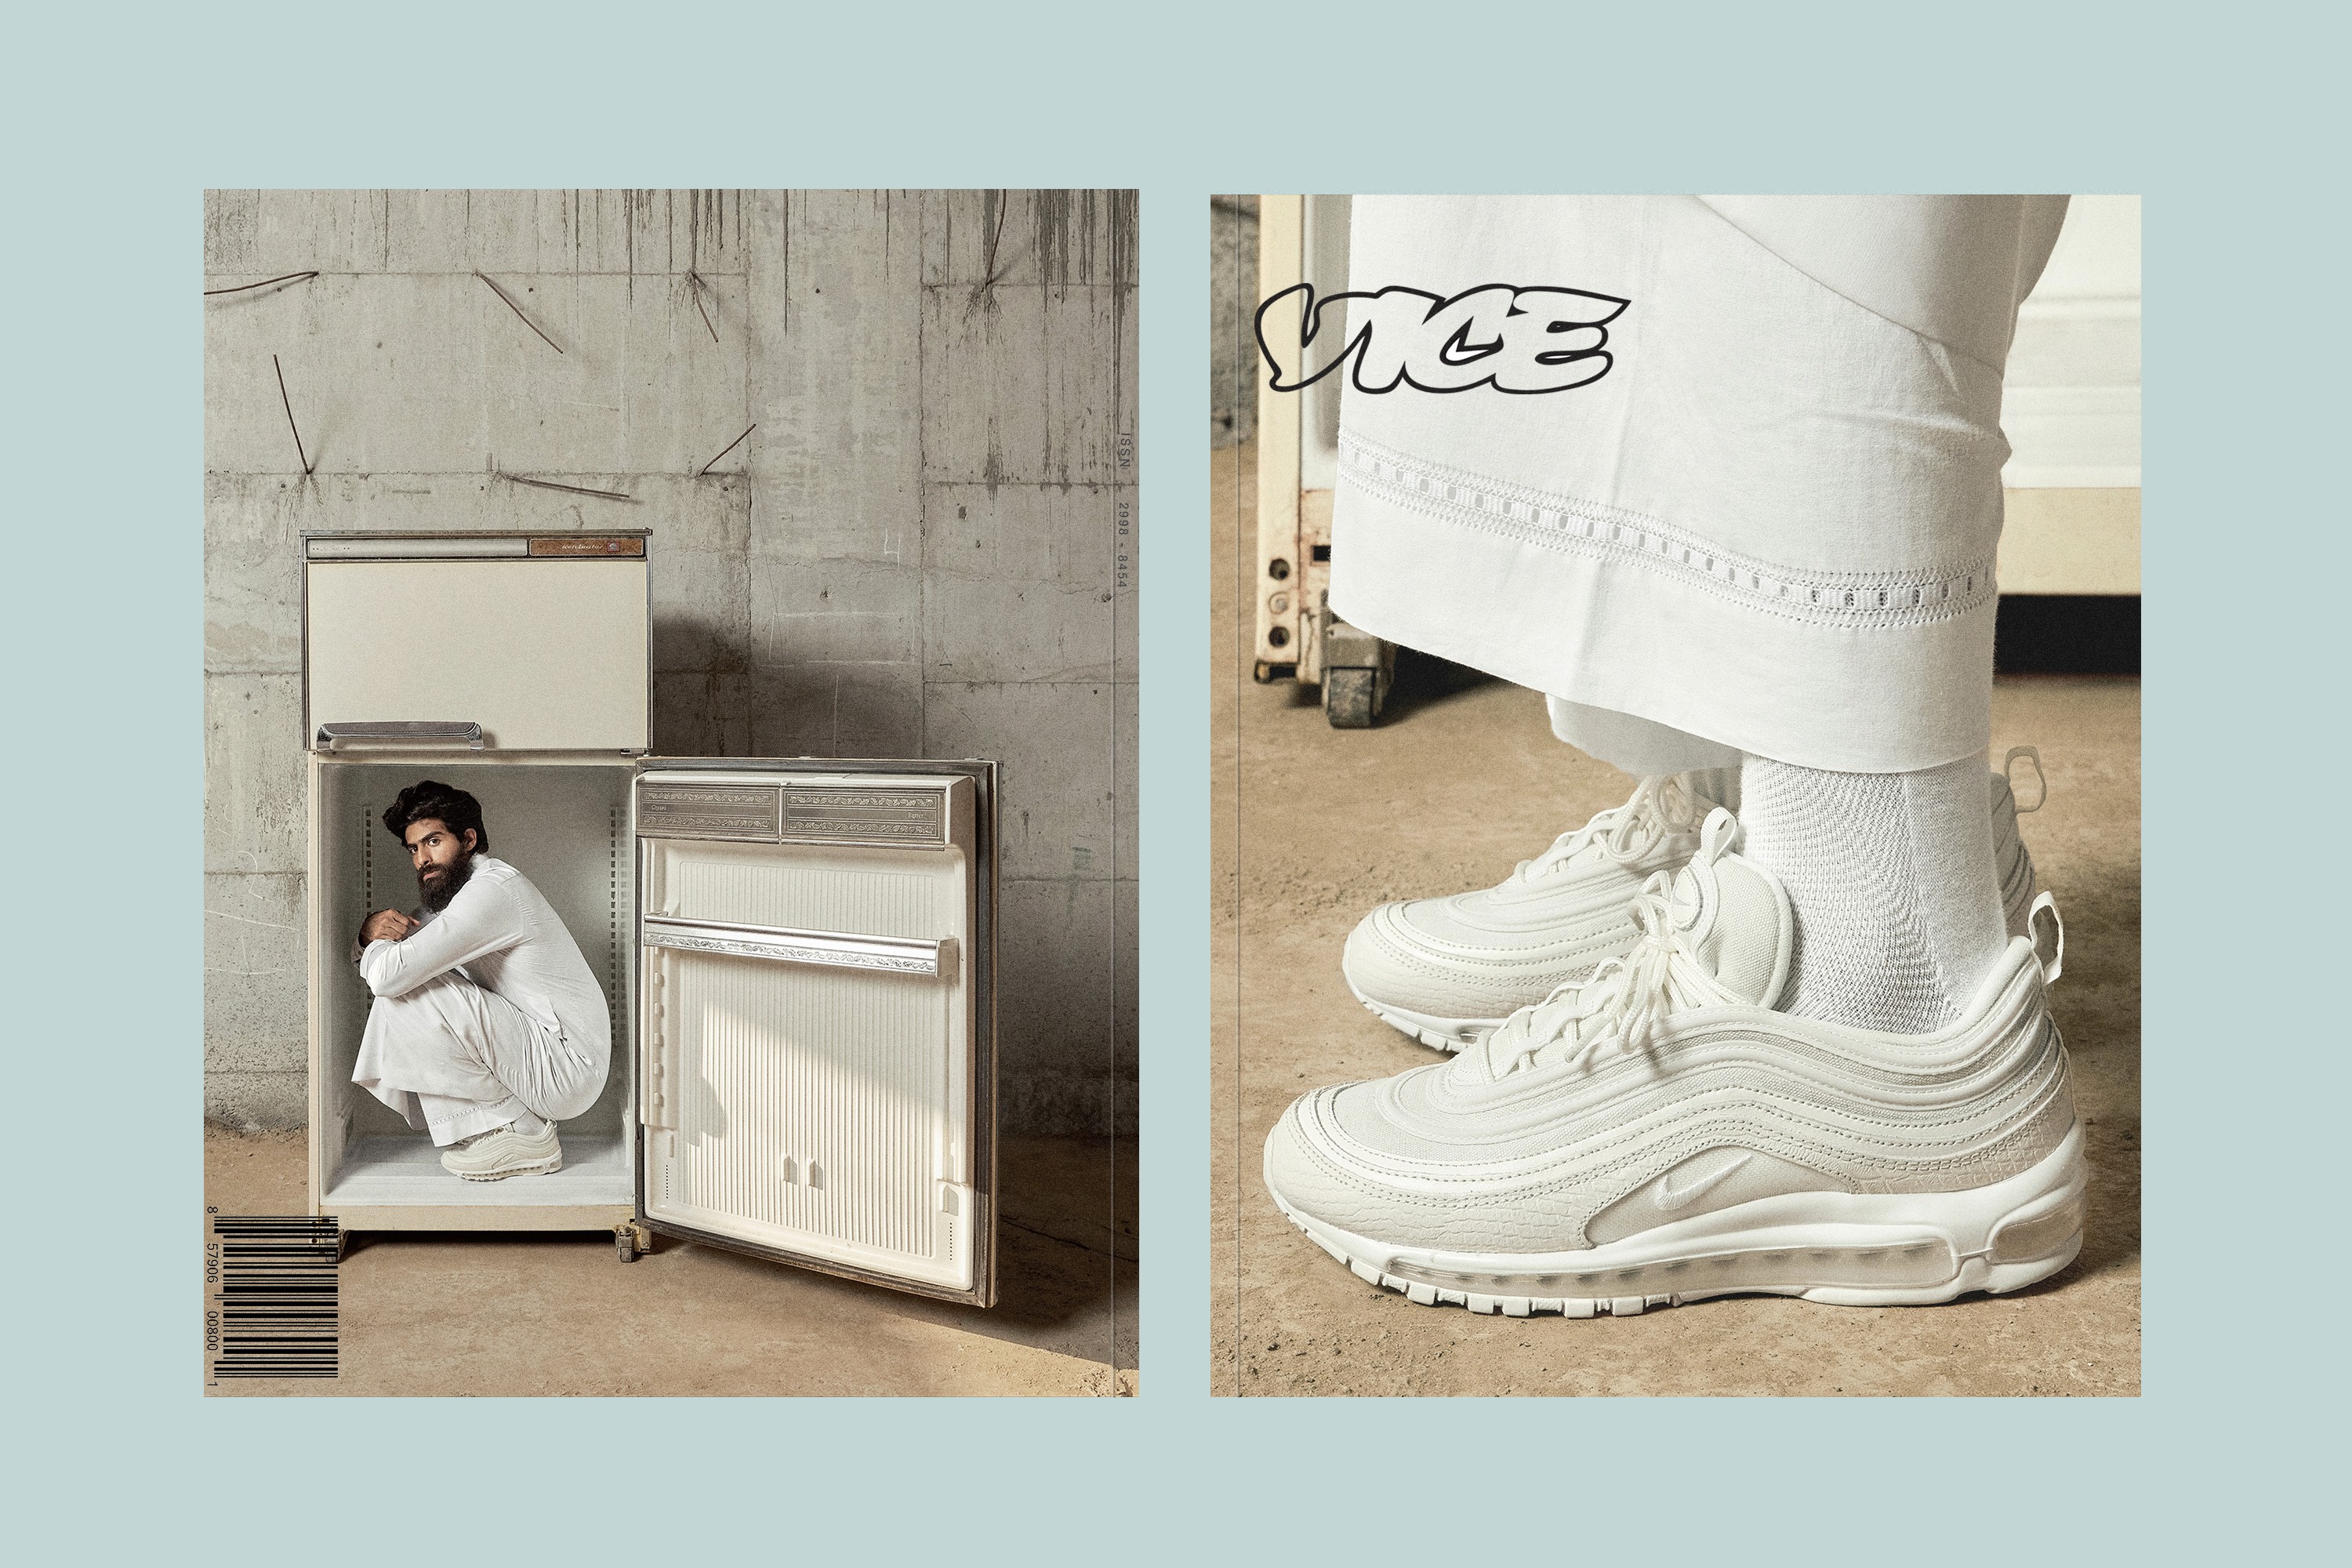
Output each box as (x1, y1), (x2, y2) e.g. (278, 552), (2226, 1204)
(6, 2), (2339, 1556)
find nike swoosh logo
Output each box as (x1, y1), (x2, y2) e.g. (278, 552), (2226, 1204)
(1654, 1152), (1753, 1212)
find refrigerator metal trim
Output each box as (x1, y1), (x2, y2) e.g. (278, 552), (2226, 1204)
(315, 720), (486, 750)
(641, 913), (953, 977)
(301, 527), (655, 549)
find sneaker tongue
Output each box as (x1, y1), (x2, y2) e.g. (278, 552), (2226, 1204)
(1662, 846), (1791, 1009)
(1458, 821), (1795, 1085)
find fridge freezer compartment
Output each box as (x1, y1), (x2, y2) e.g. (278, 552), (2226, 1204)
(303, 547), (650, 753)
(310, 757), (637, 1225)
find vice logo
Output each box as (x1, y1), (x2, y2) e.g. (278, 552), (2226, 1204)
(1255, 282), (1628, 396)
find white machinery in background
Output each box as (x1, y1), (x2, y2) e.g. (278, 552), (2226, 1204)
(302, 529), (999, 1305)
(1252, 194), (1391, 728)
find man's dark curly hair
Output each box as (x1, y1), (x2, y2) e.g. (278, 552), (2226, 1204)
(383, 779), (489, 855)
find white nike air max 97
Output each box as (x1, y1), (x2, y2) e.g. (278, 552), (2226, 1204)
(1344, 752), (2046, 1054)
(1267, 810), (2082, 1316)
(439, 1120), (564, 1181)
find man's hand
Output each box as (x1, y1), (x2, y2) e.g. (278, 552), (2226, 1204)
(360, 909), (421, 946)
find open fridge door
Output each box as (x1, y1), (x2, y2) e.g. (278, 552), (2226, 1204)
(631, 759), (997, 1306)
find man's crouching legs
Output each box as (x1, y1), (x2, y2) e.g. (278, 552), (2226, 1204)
(351, 971), (554, 1149)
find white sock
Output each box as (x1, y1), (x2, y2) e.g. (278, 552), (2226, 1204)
(1737, 751), (2007, 1034)
(510, 1111), (549, 1137)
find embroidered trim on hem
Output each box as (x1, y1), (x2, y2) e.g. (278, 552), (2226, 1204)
(1338, 434), (1997, 630)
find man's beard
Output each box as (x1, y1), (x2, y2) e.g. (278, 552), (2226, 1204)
(418, 854), (476, 913)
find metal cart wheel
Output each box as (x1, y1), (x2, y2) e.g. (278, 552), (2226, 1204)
(614, 1224), (646, 1263)
(1316, 604), (1394, 729)
(1323, 667), (1382, 728)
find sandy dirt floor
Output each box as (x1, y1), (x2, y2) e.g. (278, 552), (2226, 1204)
(1210, 440), (2140, 1396)
(205, 1128), (1136, 1397)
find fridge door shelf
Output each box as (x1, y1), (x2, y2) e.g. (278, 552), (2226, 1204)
(640, 913), (955, 978)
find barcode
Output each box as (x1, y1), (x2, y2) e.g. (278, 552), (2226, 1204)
(205, 1213), (340, 1382)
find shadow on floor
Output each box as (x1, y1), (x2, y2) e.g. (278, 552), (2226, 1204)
(206, 1127), (1137, 1396)
(1276, 647), (1499, 726)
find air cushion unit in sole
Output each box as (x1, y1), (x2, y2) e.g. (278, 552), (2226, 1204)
(1265, 1120), (2085, 1316)
(455, 1153), (564, 1182)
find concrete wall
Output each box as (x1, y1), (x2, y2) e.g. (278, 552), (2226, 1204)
(204, 189), (1138, 1137)
(1210, 196), (1258, 448)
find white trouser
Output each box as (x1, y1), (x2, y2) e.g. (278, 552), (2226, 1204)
(352, 970), (604, 1145)
(1330, 194), (2071, 775)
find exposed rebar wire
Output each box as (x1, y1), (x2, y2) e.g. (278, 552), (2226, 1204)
(966, 191), (1014, 318)
(697, 423), (756, 477)
(686, 269), (719, 343)
(474, 270), (564, 354)
(982, 191), (1007, 283)
(205, 270), (320, 297)
(272, 354), (314, 475)
(499, 472), (631, 502)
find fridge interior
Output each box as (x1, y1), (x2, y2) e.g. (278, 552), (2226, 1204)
(316, 758), (636, 1211)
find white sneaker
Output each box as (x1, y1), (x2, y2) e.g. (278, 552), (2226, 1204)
(440, 1120), (564, 1181)
(1344, 752), (2046, 1054)
(1269, 810), (2081, 1316)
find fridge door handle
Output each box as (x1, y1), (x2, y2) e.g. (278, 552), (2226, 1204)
(641, 915), (955, 978)
(314, 720), (485, 751)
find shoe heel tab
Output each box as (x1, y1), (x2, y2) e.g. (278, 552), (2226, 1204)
(2027, 891), (2063, 986)
(1698, 806), (1743, 860)
(2003, 746), (2048, 815)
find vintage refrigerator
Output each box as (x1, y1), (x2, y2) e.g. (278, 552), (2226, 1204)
(301, 529), (998, 1305)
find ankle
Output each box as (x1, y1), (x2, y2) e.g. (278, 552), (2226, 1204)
(1739, 752), (2005, 1034)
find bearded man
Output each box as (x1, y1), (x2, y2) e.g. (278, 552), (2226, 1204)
(349, 780), (611, 1180)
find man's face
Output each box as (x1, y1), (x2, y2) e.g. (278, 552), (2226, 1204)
(405, 818), (478, 911)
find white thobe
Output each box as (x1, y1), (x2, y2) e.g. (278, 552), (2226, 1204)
(1328, 194), (2069, 775)
(350, 855), (610, 1144)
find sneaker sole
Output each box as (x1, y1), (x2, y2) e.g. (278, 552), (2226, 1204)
(448, 1152), (564, 1182)
(1346, 983), (1503, 1054)
(1265, 1120), (2085, 1316)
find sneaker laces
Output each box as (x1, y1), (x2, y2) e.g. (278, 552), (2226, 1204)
(1475, 877), (1691, 1077)
(1511, 774), (1704, 884)
(1479, 804), (1758, 1080)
